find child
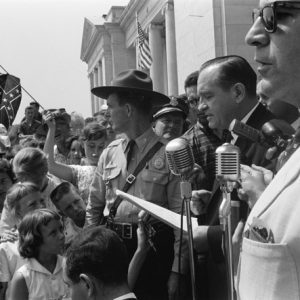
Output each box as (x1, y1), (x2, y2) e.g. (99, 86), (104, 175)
(10, 209), (68, 300)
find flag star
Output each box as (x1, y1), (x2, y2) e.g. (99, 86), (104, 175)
(7, 107), (11, 111)
(3, 98), (7, 103)
(9, 93), (13, 98)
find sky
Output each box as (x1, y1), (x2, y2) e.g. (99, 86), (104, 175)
(0, 0), (129, 124)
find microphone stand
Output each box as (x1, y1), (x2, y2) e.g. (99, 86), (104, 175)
(180, 178), (197, 300)
(219, 181), (235, 300)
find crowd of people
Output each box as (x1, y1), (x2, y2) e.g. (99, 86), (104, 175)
(1, 0), (300, 299)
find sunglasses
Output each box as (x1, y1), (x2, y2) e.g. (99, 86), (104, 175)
(252, 1), (300, 33)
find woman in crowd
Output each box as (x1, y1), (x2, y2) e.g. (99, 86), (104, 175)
(44, 112), (107, 203)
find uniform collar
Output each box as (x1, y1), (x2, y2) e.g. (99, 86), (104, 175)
(27, 255), (63, 275)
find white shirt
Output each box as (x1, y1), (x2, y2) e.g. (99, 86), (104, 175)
(114, 292), (137, 300)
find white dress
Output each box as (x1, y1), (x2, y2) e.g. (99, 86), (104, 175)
(15, 255), (69, 300)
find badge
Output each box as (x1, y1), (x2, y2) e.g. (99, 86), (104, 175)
(153, 157), (164, 169)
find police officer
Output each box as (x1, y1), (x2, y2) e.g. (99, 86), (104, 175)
(85, 69), (189, 300)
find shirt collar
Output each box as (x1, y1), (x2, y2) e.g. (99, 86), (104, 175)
(114, 292), (137, 300)
(125, 128), (156, 153)
(27, 255), (63, 275)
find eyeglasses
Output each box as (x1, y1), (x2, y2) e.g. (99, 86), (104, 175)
(252, 1), (300, 33)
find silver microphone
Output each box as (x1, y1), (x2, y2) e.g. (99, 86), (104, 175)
(165, 137), (195, 178)
(215, 143), (240, 183)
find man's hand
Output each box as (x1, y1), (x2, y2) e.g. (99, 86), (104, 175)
(238, 164), (273, 209)
(191, 190), (211, 215)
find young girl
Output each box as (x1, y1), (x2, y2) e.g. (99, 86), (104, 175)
(10, 209), (68, 300)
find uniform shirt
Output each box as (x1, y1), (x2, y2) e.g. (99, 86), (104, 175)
(86, 128), (189, 273)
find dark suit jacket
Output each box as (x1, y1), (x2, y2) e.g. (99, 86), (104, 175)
(197, 103), (276, 300)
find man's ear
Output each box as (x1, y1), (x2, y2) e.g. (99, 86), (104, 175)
(231, 83), (246, 104)
(79, 274), (95, 297)
(125, 103), (133, 117)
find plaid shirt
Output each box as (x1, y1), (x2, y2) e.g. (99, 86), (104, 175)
(183, 122), (221, 190)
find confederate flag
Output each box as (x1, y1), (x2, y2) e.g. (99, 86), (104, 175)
(0, 73), (22, 129)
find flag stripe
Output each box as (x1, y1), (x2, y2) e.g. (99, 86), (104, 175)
(136, 18), (152, 70)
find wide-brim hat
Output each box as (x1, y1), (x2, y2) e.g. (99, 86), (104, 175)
(91, 69), (170, 106)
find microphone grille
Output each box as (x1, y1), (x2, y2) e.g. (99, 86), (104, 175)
(215, 143), (240, 181)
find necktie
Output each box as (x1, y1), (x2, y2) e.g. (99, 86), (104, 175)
(126, 140), (136, 169)
(222, 129), (233, 143)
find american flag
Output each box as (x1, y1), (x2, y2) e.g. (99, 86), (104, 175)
(0, 74), (22, 129)
(136, 17), (152, 70)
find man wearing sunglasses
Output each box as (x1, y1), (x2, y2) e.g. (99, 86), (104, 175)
(237, 1), (300, 299)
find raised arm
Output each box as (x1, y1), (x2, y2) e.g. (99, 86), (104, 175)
(43, 112), (73, 183)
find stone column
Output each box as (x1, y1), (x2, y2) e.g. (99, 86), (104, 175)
(149, 23), (164, 94)
(93, 69), (100, 113)
(89, 73), (95, 116)
(97, 62), (104, 107)
(164, 1), (178, 95)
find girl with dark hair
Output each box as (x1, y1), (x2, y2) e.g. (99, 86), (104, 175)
(10, 209), (67, 300)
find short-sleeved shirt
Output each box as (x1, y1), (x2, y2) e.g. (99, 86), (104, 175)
(15, 255), (68, 299)
(86, 128), (189, 273)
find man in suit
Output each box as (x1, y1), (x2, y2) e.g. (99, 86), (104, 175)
(191, 55), (276, 299)
(64, 226), (137, 300)
(237, 1), (300, 299)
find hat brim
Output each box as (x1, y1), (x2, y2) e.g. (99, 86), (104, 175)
(153, 107), (187, 119)
(91, 86), (170, 106)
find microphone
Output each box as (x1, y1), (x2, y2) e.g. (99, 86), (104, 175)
(165, 137), (195, 179)
(215, 143), (240, 183)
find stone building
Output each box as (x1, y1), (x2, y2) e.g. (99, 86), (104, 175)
(80, 0), (257, 116)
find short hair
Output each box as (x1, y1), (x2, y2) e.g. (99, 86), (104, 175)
(50, 181), (79, 206)
(65, 227), (129, 285)
(25, 106), (34, 113)
(0, 158), (14, 182)
(199, 55), (257, 97)
(18, 209), (61, 259)
(30, 102), (40, 109)
(6, 182), (40, 219)
(115, 91), (153, 116)
(81, 122), (107, 141)
(12, 147), (48, 176)
(184, 71), (199, 90)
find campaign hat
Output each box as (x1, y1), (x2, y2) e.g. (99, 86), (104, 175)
(91, 69), (169, 106)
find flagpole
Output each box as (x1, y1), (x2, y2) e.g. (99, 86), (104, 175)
(0, 64), (45, 110)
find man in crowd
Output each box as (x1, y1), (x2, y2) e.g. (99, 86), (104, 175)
(19, 106), (41, 136)
(237, 1), (300, 299)
(29, 101), (43, 122)
(64, 227), (137, 300)
(152, 95), (189, 141)
(85, 69), (189, 300)
(184, 71), (199, 126)
(192, 55), (276, 299)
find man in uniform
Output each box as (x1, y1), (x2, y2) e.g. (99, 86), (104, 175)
(85, 69), (189, 300)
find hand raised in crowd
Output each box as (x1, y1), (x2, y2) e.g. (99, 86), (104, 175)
(0, 228), (18, 243)
(238, 164), (274, 209)
(42, 111), (56, 130)
(191, 189), (211, 216)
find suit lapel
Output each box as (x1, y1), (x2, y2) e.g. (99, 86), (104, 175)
(250, 147), (300, 218)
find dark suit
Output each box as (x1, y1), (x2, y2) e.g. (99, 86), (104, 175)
(197, 103), (276, 300)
